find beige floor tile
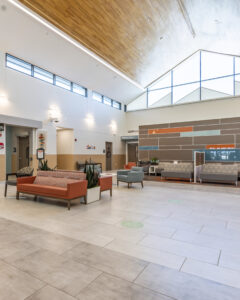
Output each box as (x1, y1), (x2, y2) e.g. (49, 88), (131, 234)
(140, 234), (220, 264)
(77, 273), (171, 300)
(26, 285), (76, 300)
(65, 241), (148, 282)
(105, 239), (185, 270)
(0, 260), (45, 300)
(182, 258), (240, 289)
(135, 263), (240, 300)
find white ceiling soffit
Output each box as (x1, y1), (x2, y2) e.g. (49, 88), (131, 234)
(0, 0), (144, 103)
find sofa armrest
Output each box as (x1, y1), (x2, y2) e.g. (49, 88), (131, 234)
(17, 176), (36, 185)
(67, 180), (88, 199)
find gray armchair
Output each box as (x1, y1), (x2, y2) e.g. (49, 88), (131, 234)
(117, 167), (144, 188)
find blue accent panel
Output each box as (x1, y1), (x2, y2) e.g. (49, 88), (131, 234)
(194, 149), (240, 162)
(180, 130), (220, 137)
(139, 146), (159, 151)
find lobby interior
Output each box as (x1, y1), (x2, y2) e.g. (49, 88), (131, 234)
(1, 1), (240, 299)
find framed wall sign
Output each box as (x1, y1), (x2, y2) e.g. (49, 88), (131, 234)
(36, 148), (45, 160)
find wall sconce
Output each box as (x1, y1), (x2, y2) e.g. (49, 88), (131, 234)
(85, 113), (94, 127)
(48, 105), (61, 123)
(110, 120), (117, 134)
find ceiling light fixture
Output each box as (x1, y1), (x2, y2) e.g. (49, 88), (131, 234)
(8, 0), (144, 91)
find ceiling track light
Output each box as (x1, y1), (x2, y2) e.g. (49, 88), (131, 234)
(177, 0), (196, 38)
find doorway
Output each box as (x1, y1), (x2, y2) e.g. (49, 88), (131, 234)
(18, 136), (29, 169)
(127, 143), (138, 163)
(105, 142), (112, 171)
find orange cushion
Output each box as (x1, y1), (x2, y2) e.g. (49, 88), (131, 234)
(34, 176), (79, 188)
(18, 183), (67, 197)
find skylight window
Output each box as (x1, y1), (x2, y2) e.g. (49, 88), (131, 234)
(6, 54), (31, 75)
(103, 96), (112, 106)
(92, 92), (103, 102)
(55, 76), (71, 90)
(72, 83), (86, 96)
(34, 66), (53, 83)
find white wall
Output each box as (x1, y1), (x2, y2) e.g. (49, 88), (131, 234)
(57, 129), (74, 155)
(126, 96), (240, 131)
(0, 51), (126, 155)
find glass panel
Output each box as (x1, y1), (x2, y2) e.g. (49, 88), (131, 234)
(235, 57), (240, 74)
(148, 71), (171, 90)
(173, 51), (200, 85)
(55, 76), (71, 90)
(127, 93), (147, 111)
(6, 54), (31, 75)
(103, 96), (112, 106)
(92, 92), (102, 102)
(112, 100), (121, 109)
(235, 74), (240, 95)
(201, 76), (234, 100)
(148, 88), (171, 107)
(173, 83), (200, 104)
(73, 83), (86, 96)
(201, 51), (233, 80)
(33, 66), (53, 83)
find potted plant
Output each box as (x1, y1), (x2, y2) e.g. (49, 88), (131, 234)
(150, 157), (159, 165)
(85, 166), (100, 204)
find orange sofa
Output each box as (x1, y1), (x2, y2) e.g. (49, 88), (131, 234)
(17, 170), (87, 210)
(124, 162), (136, 169)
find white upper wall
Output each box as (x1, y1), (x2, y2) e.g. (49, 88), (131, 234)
(0, 0), (143, 103)
(0, 51), (126, 155)
(126, 97), (240, 131)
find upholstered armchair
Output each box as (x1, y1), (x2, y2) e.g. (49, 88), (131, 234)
(124, 162), (136, 169)
(117, 167), (144, 188)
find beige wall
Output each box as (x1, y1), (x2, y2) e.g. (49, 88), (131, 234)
(0, 155), (6, 181)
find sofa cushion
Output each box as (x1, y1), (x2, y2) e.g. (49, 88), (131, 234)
(37, 170), (86, 180)
(18, 183), (67, 197)
(201, 164), (238, 175)
(34, 176), (80, 188)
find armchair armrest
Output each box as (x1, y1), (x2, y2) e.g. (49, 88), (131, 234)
(6, 172), (17, 180)
(117, 170), (130, 176)
(67, 180), (88, 199)
(17, 176), (36, 185)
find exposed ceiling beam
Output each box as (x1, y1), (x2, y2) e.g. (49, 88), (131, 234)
(177, 0), (196, 38)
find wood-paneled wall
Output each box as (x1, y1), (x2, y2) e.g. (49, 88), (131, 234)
(139, 117), (240, 161)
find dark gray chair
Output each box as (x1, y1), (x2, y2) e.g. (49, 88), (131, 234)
(4, 166), (34, 197)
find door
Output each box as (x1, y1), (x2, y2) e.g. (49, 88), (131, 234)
(105, 142), (112, 171)
(18, 136), (29, 169)
(128, 143), (138, 163)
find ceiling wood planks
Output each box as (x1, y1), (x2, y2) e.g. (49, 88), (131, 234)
(18, 0), (176, 86)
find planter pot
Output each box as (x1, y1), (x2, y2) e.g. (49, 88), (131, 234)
(86, 186), (100, 204)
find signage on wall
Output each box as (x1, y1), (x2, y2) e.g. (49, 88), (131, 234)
(86, 144), (96, 150)
(37, 130), (47, 150)
(36, 148), (45, 160)
(0, 142), (4, 150)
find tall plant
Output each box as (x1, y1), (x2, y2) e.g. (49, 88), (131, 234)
(39, 159), (53, 171)
(85, 167), (99, 189)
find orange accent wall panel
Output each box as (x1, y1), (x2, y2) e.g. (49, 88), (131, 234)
(206, 144), (235, 149)
(148, 127), (193, 135)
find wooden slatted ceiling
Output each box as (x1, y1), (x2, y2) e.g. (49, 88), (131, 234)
(18, 0), (176, 86)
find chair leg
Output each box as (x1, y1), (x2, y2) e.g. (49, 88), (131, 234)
(141, 181), (143, 188)
(128, 183), (130, 188)
(67, 200), (71, 210)
(4, 183), (7, 197)
(16, 191), (19, 200)
(99, 191), (101, 200)
(110, 188), (112, 197)
(117, 180), (119, 186)
(34, 195), (37, 201)
(84, 195), (87, 204)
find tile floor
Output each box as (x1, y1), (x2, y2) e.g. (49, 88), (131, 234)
(1, 180), (240, 299)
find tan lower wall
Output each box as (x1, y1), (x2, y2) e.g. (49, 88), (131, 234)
(31, 154), (57, 175)
(57, 154), (126, 171)
(0, 154), (6, 181)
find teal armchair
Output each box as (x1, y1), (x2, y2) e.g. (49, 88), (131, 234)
(117, 167), (144, 188)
